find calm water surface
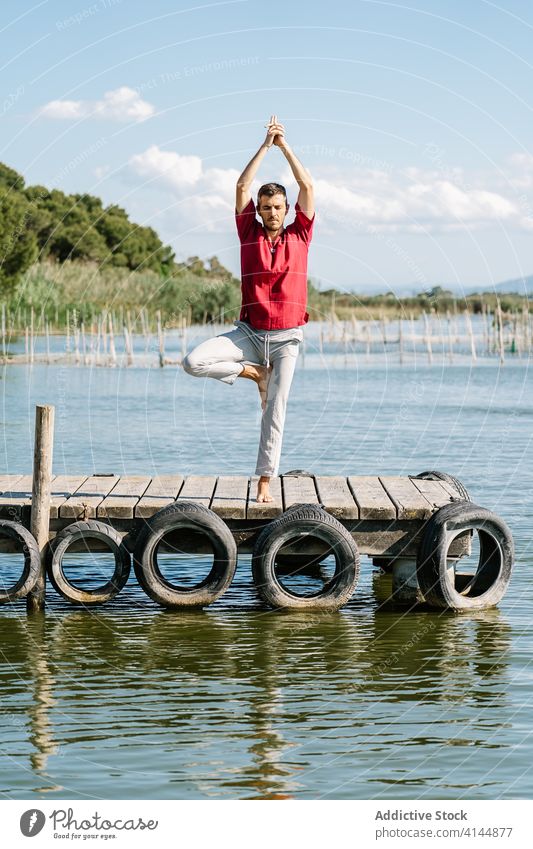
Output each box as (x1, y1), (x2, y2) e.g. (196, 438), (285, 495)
(0, 331), (532, 799)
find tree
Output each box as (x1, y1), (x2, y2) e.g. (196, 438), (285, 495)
(0, 190), (38, 295)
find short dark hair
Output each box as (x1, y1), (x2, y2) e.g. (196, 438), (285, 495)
(257, 182), (287, 205)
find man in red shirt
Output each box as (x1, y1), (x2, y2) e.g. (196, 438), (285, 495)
(183, 116), (314, 503)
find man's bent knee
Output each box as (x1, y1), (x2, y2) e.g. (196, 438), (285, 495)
(182, 352), (202, 376)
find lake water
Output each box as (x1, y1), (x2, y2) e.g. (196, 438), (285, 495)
(0, 326), (532, 800)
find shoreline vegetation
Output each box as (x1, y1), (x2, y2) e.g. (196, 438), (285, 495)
(1, 159), (532, 362)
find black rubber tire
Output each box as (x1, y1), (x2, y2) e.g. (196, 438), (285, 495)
(0, 520), (41, 603)
(47, 520), (131, 605)
(252, 503), (360, 610)
(417, 501), (514, 610)
(275, 502), (330, 569)
(133, 501), (237, 608)
(413, 470), (470, 501)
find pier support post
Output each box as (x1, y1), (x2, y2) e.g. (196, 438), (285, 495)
(27, 404), (55, 613)
(392, 557), (423, 605)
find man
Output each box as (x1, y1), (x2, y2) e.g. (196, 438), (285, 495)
(182, 115), (315, 503)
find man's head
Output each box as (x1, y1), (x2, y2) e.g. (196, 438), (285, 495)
(256, 182), (289, 234)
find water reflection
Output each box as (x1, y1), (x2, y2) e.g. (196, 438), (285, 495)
(0, 600), (513, 798)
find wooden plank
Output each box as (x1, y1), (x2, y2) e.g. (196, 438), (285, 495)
(282, 474), (319, 509)
(348, 476), (396, 520)
(409, 477), (456, 509)
(210, 476), (249, 519)
(176, 475), (217, 506)
(98, 475), (152, 519)
(247, 475), (283, 518)
(0, 474), (49, 519)
(48, 475), (90, 518)
(0, 474), (24, 494)
(379, 476), (434, 519)
(59, 474), (121, 519)
(315, 475), (359, 519)
(135, 475), (184, 518)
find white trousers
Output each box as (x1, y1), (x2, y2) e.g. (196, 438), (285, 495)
(182, 321), (302, 477)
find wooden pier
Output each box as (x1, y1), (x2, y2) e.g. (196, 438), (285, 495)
(0, 407), (514, 612)
(0, 471), (463, 557)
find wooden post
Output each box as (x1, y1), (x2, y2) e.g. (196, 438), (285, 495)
(108, 312), (117, 366)
(27, 404), (55, 613)
(181, 317), (188, 361)
(496, 297), (505, 364)
(126, 310), (134, 365)
(30, 306), (35, 363)
(423, 311), (433, 364)
(157, 310), (165, 367)
(1, 302), (6, 362)
(66, 308), (71, 355)
(45, 321), (50, 364)
(465, 309), (477, 362)
(124, 321), (134, 366)
(81, 320), (87, 364)
(446, 309), (454, 363)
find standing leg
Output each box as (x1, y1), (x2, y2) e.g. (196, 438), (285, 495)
(255, 350), (298, 497)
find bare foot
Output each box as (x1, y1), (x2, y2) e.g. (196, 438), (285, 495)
(256, 475), (273, 502)
(238, 363), (272, 412)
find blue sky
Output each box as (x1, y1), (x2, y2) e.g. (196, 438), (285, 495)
(2, 0), (533, 293)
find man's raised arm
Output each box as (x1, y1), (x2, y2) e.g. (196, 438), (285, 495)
(273, 125), (314, 219)
(235, 115), (284, 213)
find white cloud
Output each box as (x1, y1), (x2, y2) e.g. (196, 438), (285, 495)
(130, 145), (203, 187)
(39, 86), (155, 122)
(128, 145), (241, 230)
(126, 144), (532, 234)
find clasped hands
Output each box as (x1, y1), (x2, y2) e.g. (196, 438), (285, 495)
(263, 114), (287, 150)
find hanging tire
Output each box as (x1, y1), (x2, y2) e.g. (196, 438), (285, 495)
(133, 501), (237, 608)
(0, 520), (41, 603)
(275, 502), (330, 570)
(414, 470), (470, 501)
(47, 520), (131, 605)
(252, 503), (360, 610)
(417, 501), (514, 610)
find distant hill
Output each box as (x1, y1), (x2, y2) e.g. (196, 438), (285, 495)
(491, 275), (533, 295)
(462, 274), (533, 296)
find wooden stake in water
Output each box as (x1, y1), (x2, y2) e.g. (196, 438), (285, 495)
(181, 317), (188, 362)
(496, 298), (505, 364)
(465, 309), (477, 362)
(423, 312), (433, 364)
(141, 308), (150, 353)
(30, 306), (35, 364)
(27, 404), (55, 613)
(124, 321), (133, 366)
(1, 302), (6, 362)
(126, 310), (134, 365)
(81, 320), (87, 365)
(65, 309), (71, 356)
(157, 310), (165, 367)
(108, 312), (117, 366)
(45, 321), (50, 363)
(446, 310), (454, 363)
(101, 311), (107, 356)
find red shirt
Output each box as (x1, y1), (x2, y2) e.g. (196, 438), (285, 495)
(235, 198), (315, 330)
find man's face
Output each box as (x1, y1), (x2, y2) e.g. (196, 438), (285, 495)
(257, 193), (288, 233)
